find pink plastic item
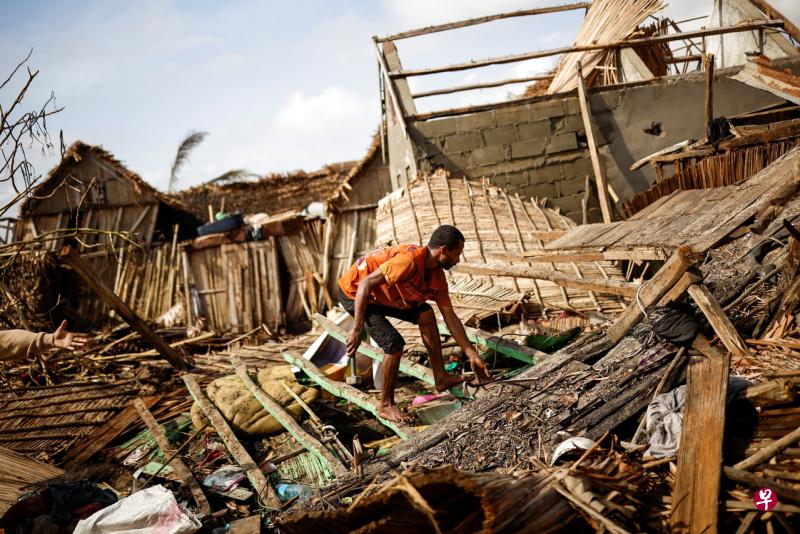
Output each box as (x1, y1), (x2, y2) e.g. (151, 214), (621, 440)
(411, 393), (445, 407)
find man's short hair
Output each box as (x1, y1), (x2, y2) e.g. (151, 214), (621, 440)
(428, 225), (465, 250)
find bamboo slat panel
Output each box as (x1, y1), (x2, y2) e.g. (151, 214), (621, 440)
(0, 446), (63, 514)
(0, 380), (139, 457)
(376, 170), (626, 318)
(278, 219), (327, 323)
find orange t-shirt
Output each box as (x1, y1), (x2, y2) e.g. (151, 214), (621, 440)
(338, 244), (452, 309)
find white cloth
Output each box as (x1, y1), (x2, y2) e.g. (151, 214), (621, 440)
(73, 485), (201, 534)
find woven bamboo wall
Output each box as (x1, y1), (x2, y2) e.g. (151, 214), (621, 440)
(376, 170), (627, 319)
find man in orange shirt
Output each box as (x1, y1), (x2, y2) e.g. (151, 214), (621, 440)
(338, 225), (489, 423)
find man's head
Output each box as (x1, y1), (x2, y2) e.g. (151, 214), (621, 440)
(428, 224), (465, 270)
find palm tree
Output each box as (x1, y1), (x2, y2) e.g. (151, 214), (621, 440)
(168, 131), (208, 192)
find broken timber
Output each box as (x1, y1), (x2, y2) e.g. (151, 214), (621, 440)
(59, 246), (186, 370)
(577, 61), (613, 224)
(454, 262), (638, 297)
(671, 336), (730, 533)
(687, 283), (752, 362)
(133, 398), (210, 516)
(437, 322), (545, 365)
(182, 374), (281, 509)
(282, 351), (411, 440)
(229, 355), (349, 477)
(312, 313), (438, 387)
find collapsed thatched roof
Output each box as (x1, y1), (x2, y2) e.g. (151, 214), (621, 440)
(20, 141), (191, 217)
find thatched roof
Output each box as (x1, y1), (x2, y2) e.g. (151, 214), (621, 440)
(20, 141), (190, 216)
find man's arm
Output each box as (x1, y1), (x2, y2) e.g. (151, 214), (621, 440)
(346, 269), (387, 358)
(0, 320), (88, 363)
(439, 304), (490, 381)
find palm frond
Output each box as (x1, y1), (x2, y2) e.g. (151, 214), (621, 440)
(168, 130), (207, 191)
(207, 169), (258, 185)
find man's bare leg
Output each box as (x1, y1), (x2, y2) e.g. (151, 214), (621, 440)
(379, 351), (412, 423)
(418, 309), (465, 392)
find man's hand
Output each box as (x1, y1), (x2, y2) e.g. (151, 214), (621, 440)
(465, 346), (489, 382)
(53, 320), (88, 351)
(346, 326), (363, 358)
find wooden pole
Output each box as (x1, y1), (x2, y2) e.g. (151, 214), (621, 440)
(746, 0), (800, 45)
(182, 374), (280, 509)
(411, 74), (554, 99)
(375, 2), (591, 42)
(229, 355), (349, 477)
(733, 424), (800, 471)
(687, 282), (752, 362)
(704, 53), (715, 128)
(577, 61), (613, 224)
(282, 351), (410, 440)
(437, 322), (546, 365)
(60, 246), (186, 370)
(133, 398), (210, 516)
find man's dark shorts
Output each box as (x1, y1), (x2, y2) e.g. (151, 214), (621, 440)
(337, 286), (432, 354)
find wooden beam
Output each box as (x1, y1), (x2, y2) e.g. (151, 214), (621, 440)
(747, 0), (800, 45)
(658, 271), (703, 306)
(282, 351), (410, 440)
(453, 262), (638, 297)
(704, 54), (715, 127)
(133, 398), (210, 516)
(61, 395), (160, 468)
(229, 355), (349, 478)
(733, 424), (800, 471)
(59, 246), (186, 370)
(687, 283), (752, 362)
(577, 62), (613, 224)
(390, 20), (784, 78)
(374, 39), (410, 138)
(671, 336), (730, 533)
(312, 313), (436, 386)
(629, 140), (692, 171)
(513, 247), (672, 262)
(606, 246), (699, 343)
(723, 466), (800, 505)
(375, 2), (591, 42)
(437, 322), (545, 365)
(411, 74), (554, 99)
(182, 374), (280, 510)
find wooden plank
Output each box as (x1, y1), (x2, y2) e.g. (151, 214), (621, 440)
(453, 262), (638, 297)
(393, 20), (784, 78)
(376, 2), (591, 42)
(704, 53), (714, 128)
(59, 246), (186, 370)
(61, 395), (160, 468)
(229, 516), (262, 533)
(437, 322), (544, 365)
(671, 336), (730, 533)
(658, 272), (702, 306)
(577, 62), (613, 224)
(687, 283), (752, 362)
(229, 355), (348, 477)
(133, 398), (210, 516)
(312, 313), (436, 386)
(182, 374), (280, 510)
(282, 352), (410, 440)
(606, 246), (699, 343)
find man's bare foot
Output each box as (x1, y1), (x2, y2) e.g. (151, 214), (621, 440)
(379, 404), (413, 424)
(434, 373), (466, 392)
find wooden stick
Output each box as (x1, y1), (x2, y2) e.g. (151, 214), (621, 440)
(687, 283), (751, 362)
(747, 0), (800, 44)
(704, 54), (715, 128)
(376, 2), (591, 42)
(453, 262), (638, 297)
(412, 74), (554, 98)
(229, 355), (349, 477)
(133, 398), (210, 516)
(734, 424), (800, 471)
(282, 351), (410, 440)
(723, 466), (800, 505)
(391, 20), (784, 78)
(182, 374), (280, 509)
(60, 246), (186, 370)
(577, 61), (613, 224)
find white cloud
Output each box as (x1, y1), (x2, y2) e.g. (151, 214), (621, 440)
(275, 86), (370, 135)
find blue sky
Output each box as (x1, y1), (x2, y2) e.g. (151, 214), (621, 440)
(1, 0), (798, 208)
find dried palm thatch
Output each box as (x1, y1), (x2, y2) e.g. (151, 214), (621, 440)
(0, 446), (63, 515)
(547, 0), (666, 94)
(375, 170), (627, 320)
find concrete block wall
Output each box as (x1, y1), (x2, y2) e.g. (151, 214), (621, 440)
(411, 97), (605, 222)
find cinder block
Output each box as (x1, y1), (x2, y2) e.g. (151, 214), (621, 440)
(446, 132), (482, 152)
(483, 126), (518, 146)
(456, 111), (495, 131)
(531, 99), (565, 119)
(443, 152), (470, 170)
(517, 120), (551, 140)
(495, 105), (532, 126)
(548, 133), (579, 154)
(564, 97), (581, 116)
(504, 171), (529, 188)
(589, 91), (620, 113)
(511, 139), (546, 159)
(528, 180), (558, 199)
(556, 115), (585, 134)
(558, 177), (585, 197)
(469, 145), (507, 166)
(554, 193), (583, 213)
(559, 157), (594, 178)
(415, 117), (459, 137)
